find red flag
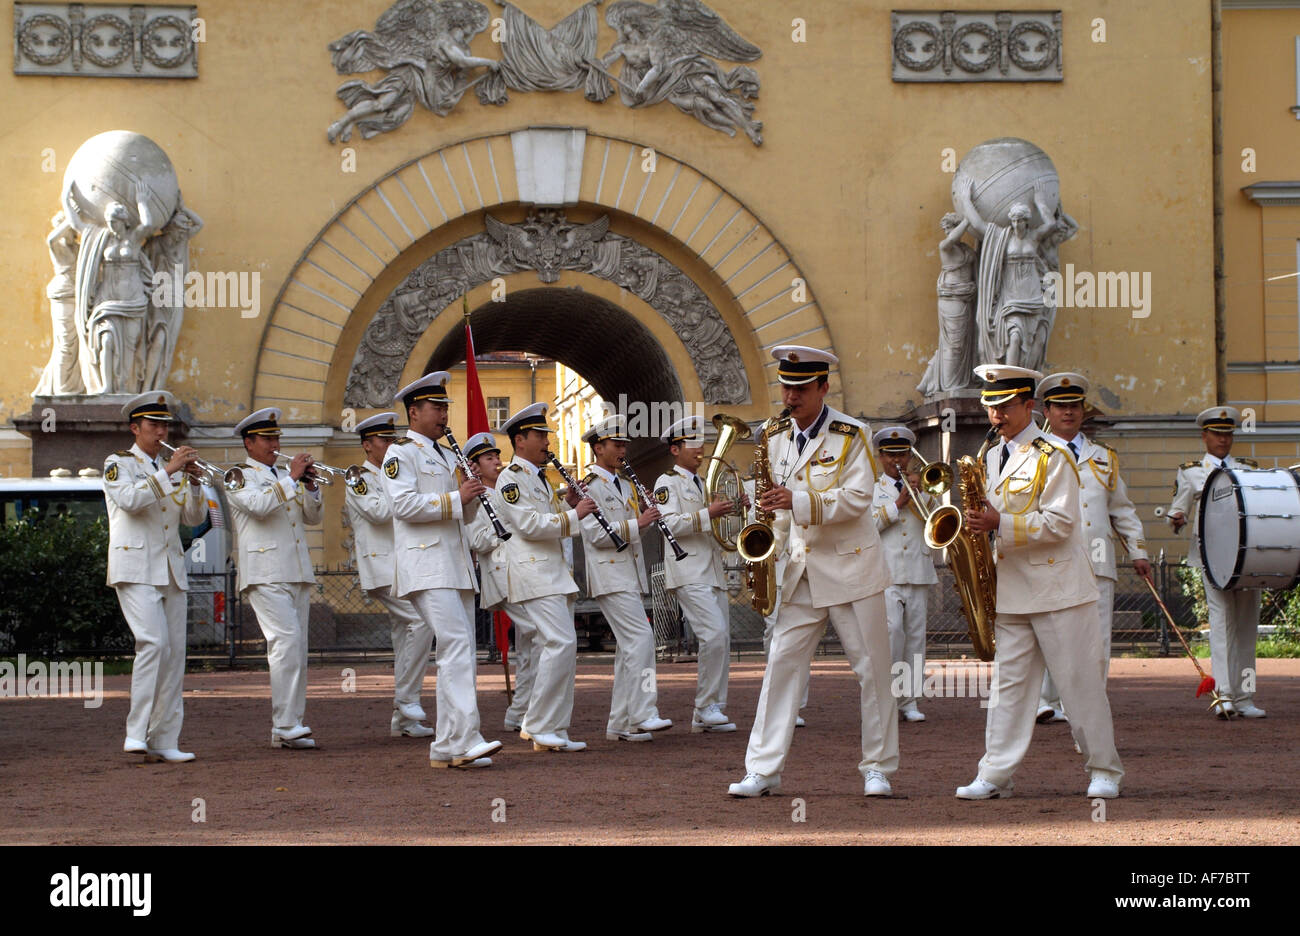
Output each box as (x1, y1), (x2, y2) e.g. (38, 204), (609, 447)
(464, 296), (491, 436)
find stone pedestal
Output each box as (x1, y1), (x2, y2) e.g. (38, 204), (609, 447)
(15, 395), (192, 477)
(906, 391), (998, 473)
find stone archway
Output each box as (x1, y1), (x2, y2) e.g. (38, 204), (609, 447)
(251, 129), (837, 427)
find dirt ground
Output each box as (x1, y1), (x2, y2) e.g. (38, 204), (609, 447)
(1, 656), (1297, 845)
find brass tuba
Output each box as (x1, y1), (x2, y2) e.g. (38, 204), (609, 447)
(737, 408), (790, 616)
(701, 413), (751, 551)
(943, 428), (1000, 661)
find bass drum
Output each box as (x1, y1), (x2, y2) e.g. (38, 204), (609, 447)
(1199, 466), (1300, 590)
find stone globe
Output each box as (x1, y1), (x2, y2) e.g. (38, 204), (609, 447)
(61, 130), (179, 238)
(951, 137), (1061, 229)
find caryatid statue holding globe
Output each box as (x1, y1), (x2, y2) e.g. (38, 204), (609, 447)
(918, 138), (1078, 396)
(34, 130), (202, 397)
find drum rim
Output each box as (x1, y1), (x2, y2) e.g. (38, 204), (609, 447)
(1199, 466), (1246, 590)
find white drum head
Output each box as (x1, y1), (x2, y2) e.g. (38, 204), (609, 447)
(1200, 468), (1243, 589)
(1200, 466), (1300, 589)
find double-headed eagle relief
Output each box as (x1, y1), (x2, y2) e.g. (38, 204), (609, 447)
(327, 0), (763, 145)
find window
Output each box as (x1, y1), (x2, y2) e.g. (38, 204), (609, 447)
(488, 396), (510, 428)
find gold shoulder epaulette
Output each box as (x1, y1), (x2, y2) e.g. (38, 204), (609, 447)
(507, 463), (523, 472)
(1032, 438), (1057, 456)
(828, 420), (856, 435)
(390, 437), (413, 446)
(112, 450), (132, 458)
(771, 417), (791, 432)
(1237, 457), (1259, 468)
(582, 472), (596, 486)
(1180, 461), (1199, 470)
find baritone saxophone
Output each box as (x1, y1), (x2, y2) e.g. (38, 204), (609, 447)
(945, 427), (1000, 661)
(738, 407), (790, 616)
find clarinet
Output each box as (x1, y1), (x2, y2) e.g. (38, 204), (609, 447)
(619, 456), (688, 562)
(440, 428), (512, 542)
(545, 453), (629, 552)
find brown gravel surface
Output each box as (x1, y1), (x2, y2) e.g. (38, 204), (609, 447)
(1, 656), (1297, 845)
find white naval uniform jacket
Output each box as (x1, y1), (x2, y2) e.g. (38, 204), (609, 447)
(466, 485), (510, 610)
(344, 461), (398, 593)
(579, 464), (649, 598)
(985, 425), (1099, 615)
(1049, 432), (1149, 581)
(653, 465), (725, 590)
(492, 457), (580, 603)
(767, 405), (891, 608)
(102, 443), (208, 588)
(871, 474), (939, 587)
(1167, 452), (1257, 570)
(382, 430), (479, 599)
(226, 460), (322, 593)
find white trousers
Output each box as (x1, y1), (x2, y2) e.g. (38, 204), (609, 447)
(885, 583), (928, 711)
(596, 590), (659, 732)
(1041, 577), (1114, 711)
(367, 585), (428, 728)
(246, 582), (311, 733)
(979, 601), (1124, 788)
(509, 594), (578, 736)
(763, 586), (808, 710)
(1203, 572), (1261, 705)
(409, 588), (487, 758)
(501, 601), (539, 728)
(672, 583), (731, 711)
(745, 580), (898, 779)
(116, 580), (187, 749)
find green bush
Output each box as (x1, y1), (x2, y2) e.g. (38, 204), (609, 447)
(0, 511), (129, 655)
(1176, 561), (1300, 657)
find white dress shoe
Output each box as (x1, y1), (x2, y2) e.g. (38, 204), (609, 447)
(695, 703), (731, 726)
(728, 772), (781, 797)
(633, 716), (673, 732)
(606, 729), (653, 742)
(397, 702), (428, 722)
(275, 725), (313, 741)
(431, 739), (503, 768)
(123, 738), (147, 754)
(271, 735), (317, 750)
(1236, 703), (1266, 719)
(900, 708), (926, 723)
(795, 716), (806, 728)
(1087, 775), (1121, 798)
(863, 770), (892, 796)
(529, 731), (575, 751)
(1049, 708), (1069, 723)
(391, 723), (434, 738)
(955, 777), (1012, 800)
(692, 715), (738, 733)
(1035, 704), (1056, 724)
(146, 748), (196, 763)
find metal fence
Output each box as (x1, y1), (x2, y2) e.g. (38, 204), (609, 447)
(193, 557), (1204, 664)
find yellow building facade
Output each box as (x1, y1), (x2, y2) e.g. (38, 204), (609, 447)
(1, 0), (1296, 569)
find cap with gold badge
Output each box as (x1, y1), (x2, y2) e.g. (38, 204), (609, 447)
(582, 414), (630, 445)
(355, 412), (400, 440)
(463, 431), (501, 461)
(393, 371), (453, 411)
(1197, 406), (1241, 434)
(121, 391), (179, 422)
(234, 407), (283, 437)
(501, 402), (554, 439)
(974, 364), (1043, 406)
(660, 415), (705, 448)
(772, 345), (837, 386)
(1038, 372), (1090, 404)
(872, 425), (916, 453)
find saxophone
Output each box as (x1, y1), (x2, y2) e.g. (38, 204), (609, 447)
(946, 428), (999, 661)
(738, 407), (790, 616)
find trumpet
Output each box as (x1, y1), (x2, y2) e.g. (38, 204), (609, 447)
(157, 441), (230, 489)
(273, 450), (350, 486)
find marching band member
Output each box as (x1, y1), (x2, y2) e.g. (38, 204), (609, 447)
(1037, 374), (1151, 723)
(1167, 406), (1264, 718)
(493, 403), (594, 752)
(729, 346), (898, 798)
(384, 373), (501, 768)
(653, 415), (738, 734)
(579, 414), (672, 742)
(227, 407), (323, 749)
(461, 431), (527, 733)
(103, 391), (206, 763)
(871, 426), (939, 723)
(955, 365), (1123, 800)
(344, 412), (432, 739)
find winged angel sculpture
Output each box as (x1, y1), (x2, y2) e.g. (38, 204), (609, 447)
(326, 0), (764, 145)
